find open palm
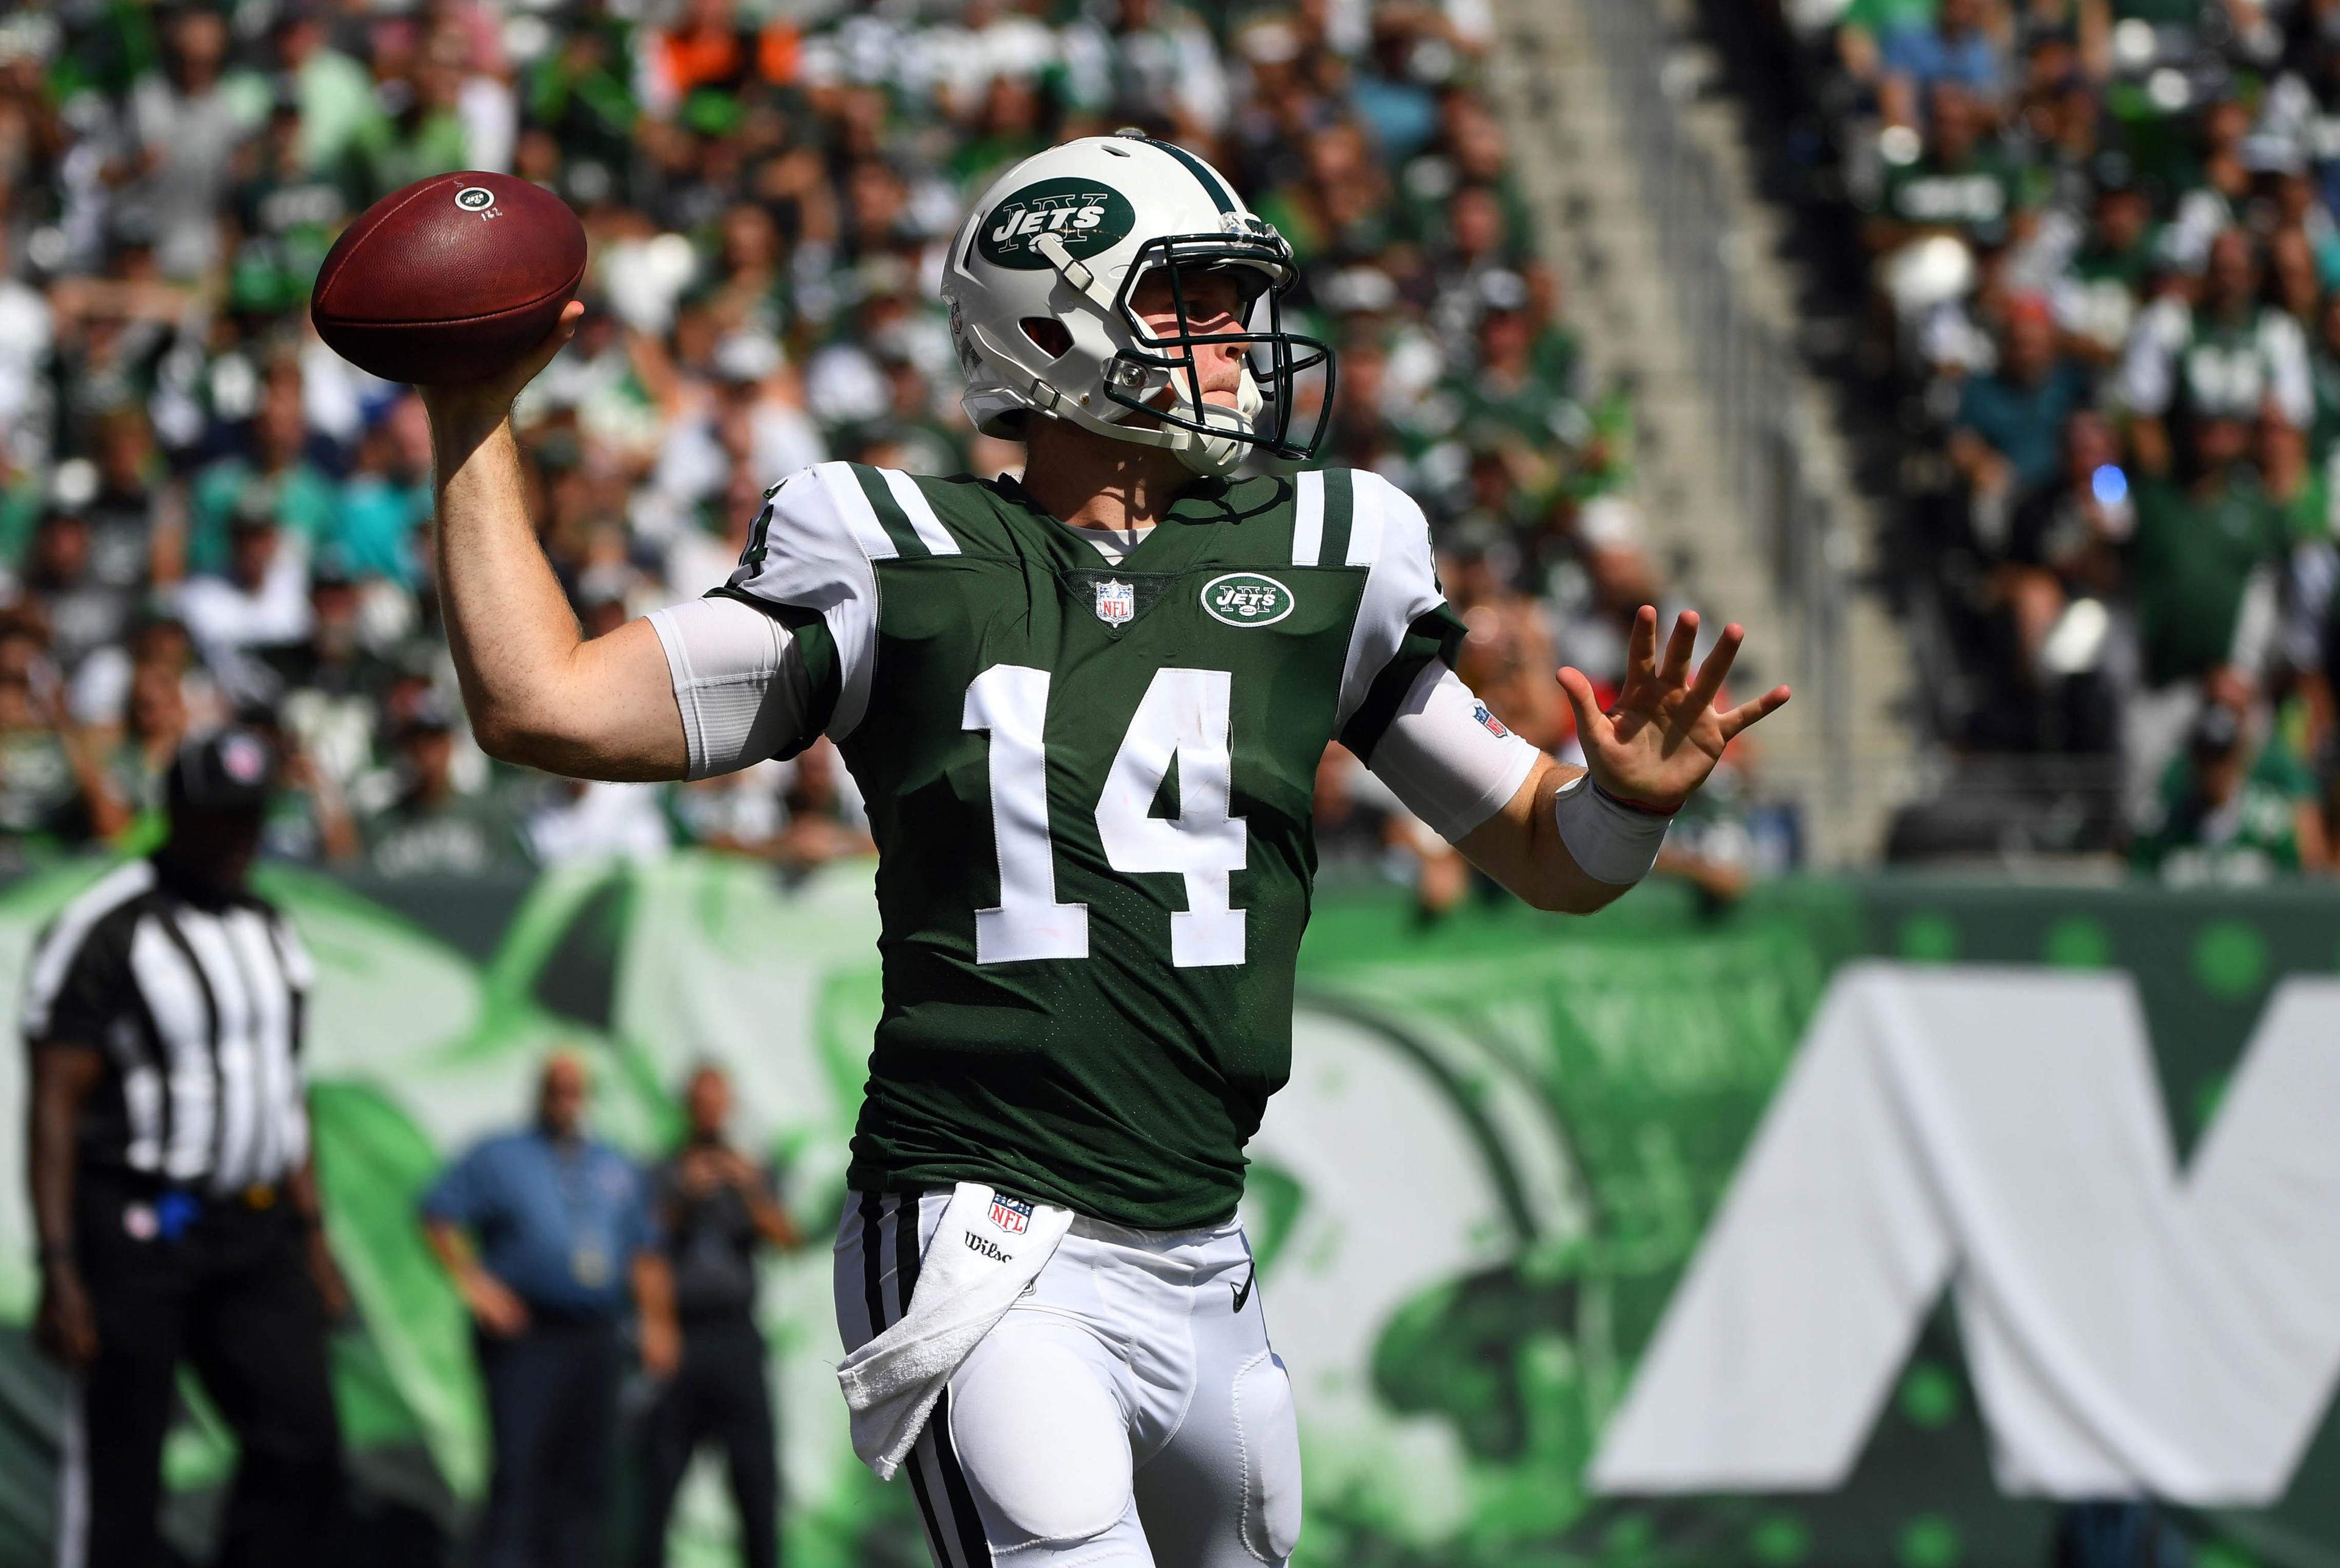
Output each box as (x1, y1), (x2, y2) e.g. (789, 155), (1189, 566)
(1556, 607), (1792, 813)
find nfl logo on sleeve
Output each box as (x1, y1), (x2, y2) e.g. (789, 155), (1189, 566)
(1094, 579), (1135, 626)
(989, 1192), (1034, 1233)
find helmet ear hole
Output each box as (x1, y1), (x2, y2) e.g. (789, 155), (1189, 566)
(1019, 318), (1073, 359)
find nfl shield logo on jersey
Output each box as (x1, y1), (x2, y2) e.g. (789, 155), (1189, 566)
(1094, 578), (1135, 626)
(989, 1193), (1034, 1234)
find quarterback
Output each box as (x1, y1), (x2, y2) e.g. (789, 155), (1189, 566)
(419, 135), (1785, 1568)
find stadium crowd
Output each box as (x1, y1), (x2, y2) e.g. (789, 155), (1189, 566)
(0, 0), (1736, 898)
(1774, 0), (2340, 876)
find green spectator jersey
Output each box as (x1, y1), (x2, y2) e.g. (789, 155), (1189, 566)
(2061, 227), (2158, 353)
(363, 790), (532, 879)
(1876, 147), (2026, 243)
(1842, 0), (1937, 33)
(2129, 472), (2288, 687)
(721, 461), (1462, 1227)
(2130, 743), (2312, 884)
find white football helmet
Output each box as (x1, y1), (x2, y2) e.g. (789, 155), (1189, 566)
(941, 132), (1335, 476)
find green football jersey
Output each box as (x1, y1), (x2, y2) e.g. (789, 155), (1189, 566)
(720, 460), (1461, 1228)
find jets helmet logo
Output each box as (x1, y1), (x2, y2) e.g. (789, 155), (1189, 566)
(976, 177), (1136, 271)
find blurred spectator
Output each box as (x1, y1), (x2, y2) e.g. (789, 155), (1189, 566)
(1552, 494), (1670, 706)
(121, 6), (254, 281)
(15, 507), (135, 674)
(363, 697), (528, 879)
(0, 661), (108, 845)
(2119, 229), (2311, 479)
(101, 647), (190, 827)
(1879, 0), (2010, 127)
(333, 397), (433, 586)
(637, 1063), (800, 1568)
(188, 361), (334, 575)
(1655, 757), (1762, 907)
(772, 740), (874, 870)
(526, 779), (673, 867)
(2054, 180), (2156, 363)
(1949, 296), (2092, 537)
(2122, 416), (2288, 813)
(1995, 410), (2132, 748)
(422, 1052), (678, 1568)
(270, 5), (383, 176)
(177, 516), (314, 667)
(2131, 693), (2329, 880)
(1866, 82), (2023, 255)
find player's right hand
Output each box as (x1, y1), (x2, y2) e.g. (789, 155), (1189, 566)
(419, 299), (586, 441)
(35, 1265), (99, 1366)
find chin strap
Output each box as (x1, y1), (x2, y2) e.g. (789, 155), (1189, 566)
(1032, 233), (1117, 313)
(1171, 365), (1264, 477)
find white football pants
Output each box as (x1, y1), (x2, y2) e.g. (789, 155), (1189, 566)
(834, 1190), (1304, 1567)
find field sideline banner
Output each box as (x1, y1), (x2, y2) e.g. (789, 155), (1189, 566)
(0, 857), (2334, 1567)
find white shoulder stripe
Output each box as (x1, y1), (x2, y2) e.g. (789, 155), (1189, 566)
(1291, 470), (1325, 567)
(882, 469), (961, 556)
(1346, 470), (1384, 567)
(816, 461), (900, 562)
(21, 859), (155, 1037)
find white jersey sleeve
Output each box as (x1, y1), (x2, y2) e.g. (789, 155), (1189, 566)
(1367, 663), (1544, 842)
(648, 463), (884, 778)
(1325, 469), (1467, 760)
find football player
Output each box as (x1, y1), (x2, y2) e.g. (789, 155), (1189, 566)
(418, 134), (1788, 1568)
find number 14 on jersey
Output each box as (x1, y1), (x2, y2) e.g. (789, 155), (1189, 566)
(962, 665), (1248, 968)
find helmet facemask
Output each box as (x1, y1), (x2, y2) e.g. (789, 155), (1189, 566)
(1102, 224), (1335, 475)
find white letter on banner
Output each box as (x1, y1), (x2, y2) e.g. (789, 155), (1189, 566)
(1590, 963), (2340, 1505)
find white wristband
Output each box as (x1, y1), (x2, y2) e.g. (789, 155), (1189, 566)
(1553, 773), (1674, 886)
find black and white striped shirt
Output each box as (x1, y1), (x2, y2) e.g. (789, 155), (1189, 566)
(21, 860), (315, 1193)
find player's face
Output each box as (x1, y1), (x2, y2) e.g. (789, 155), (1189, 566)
(1130, 268), (1250, 411)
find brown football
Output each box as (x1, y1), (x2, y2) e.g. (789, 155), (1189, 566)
(311, 172), (587, 385)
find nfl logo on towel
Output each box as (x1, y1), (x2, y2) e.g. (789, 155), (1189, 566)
(1094, 578), (1134, 626)
(989, 1193), (1034, 1234)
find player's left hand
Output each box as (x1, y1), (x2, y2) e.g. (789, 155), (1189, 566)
(1556, 607), (1791, 813)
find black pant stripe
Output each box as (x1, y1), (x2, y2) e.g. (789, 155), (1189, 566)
(893, 1197), (994, 1568)
(856, 1190), (889, 1349)
(870, 1194), (960, 1568)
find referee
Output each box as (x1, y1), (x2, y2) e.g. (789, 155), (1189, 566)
(24, 728), (346, 1567)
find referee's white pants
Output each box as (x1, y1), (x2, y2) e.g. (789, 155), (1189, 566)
(835, 1190), (1303, 1568)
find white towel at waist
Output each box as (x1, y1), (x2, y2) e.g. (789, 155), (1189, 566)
(837, 1180), (1074, 1480)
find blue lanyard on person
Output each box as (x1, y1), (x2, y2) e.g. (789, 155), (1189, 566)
(553, 1139), (610, 1291)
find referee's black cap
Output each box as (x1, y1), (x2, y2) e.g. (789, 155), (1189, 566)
(167, 728), (279, 814)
